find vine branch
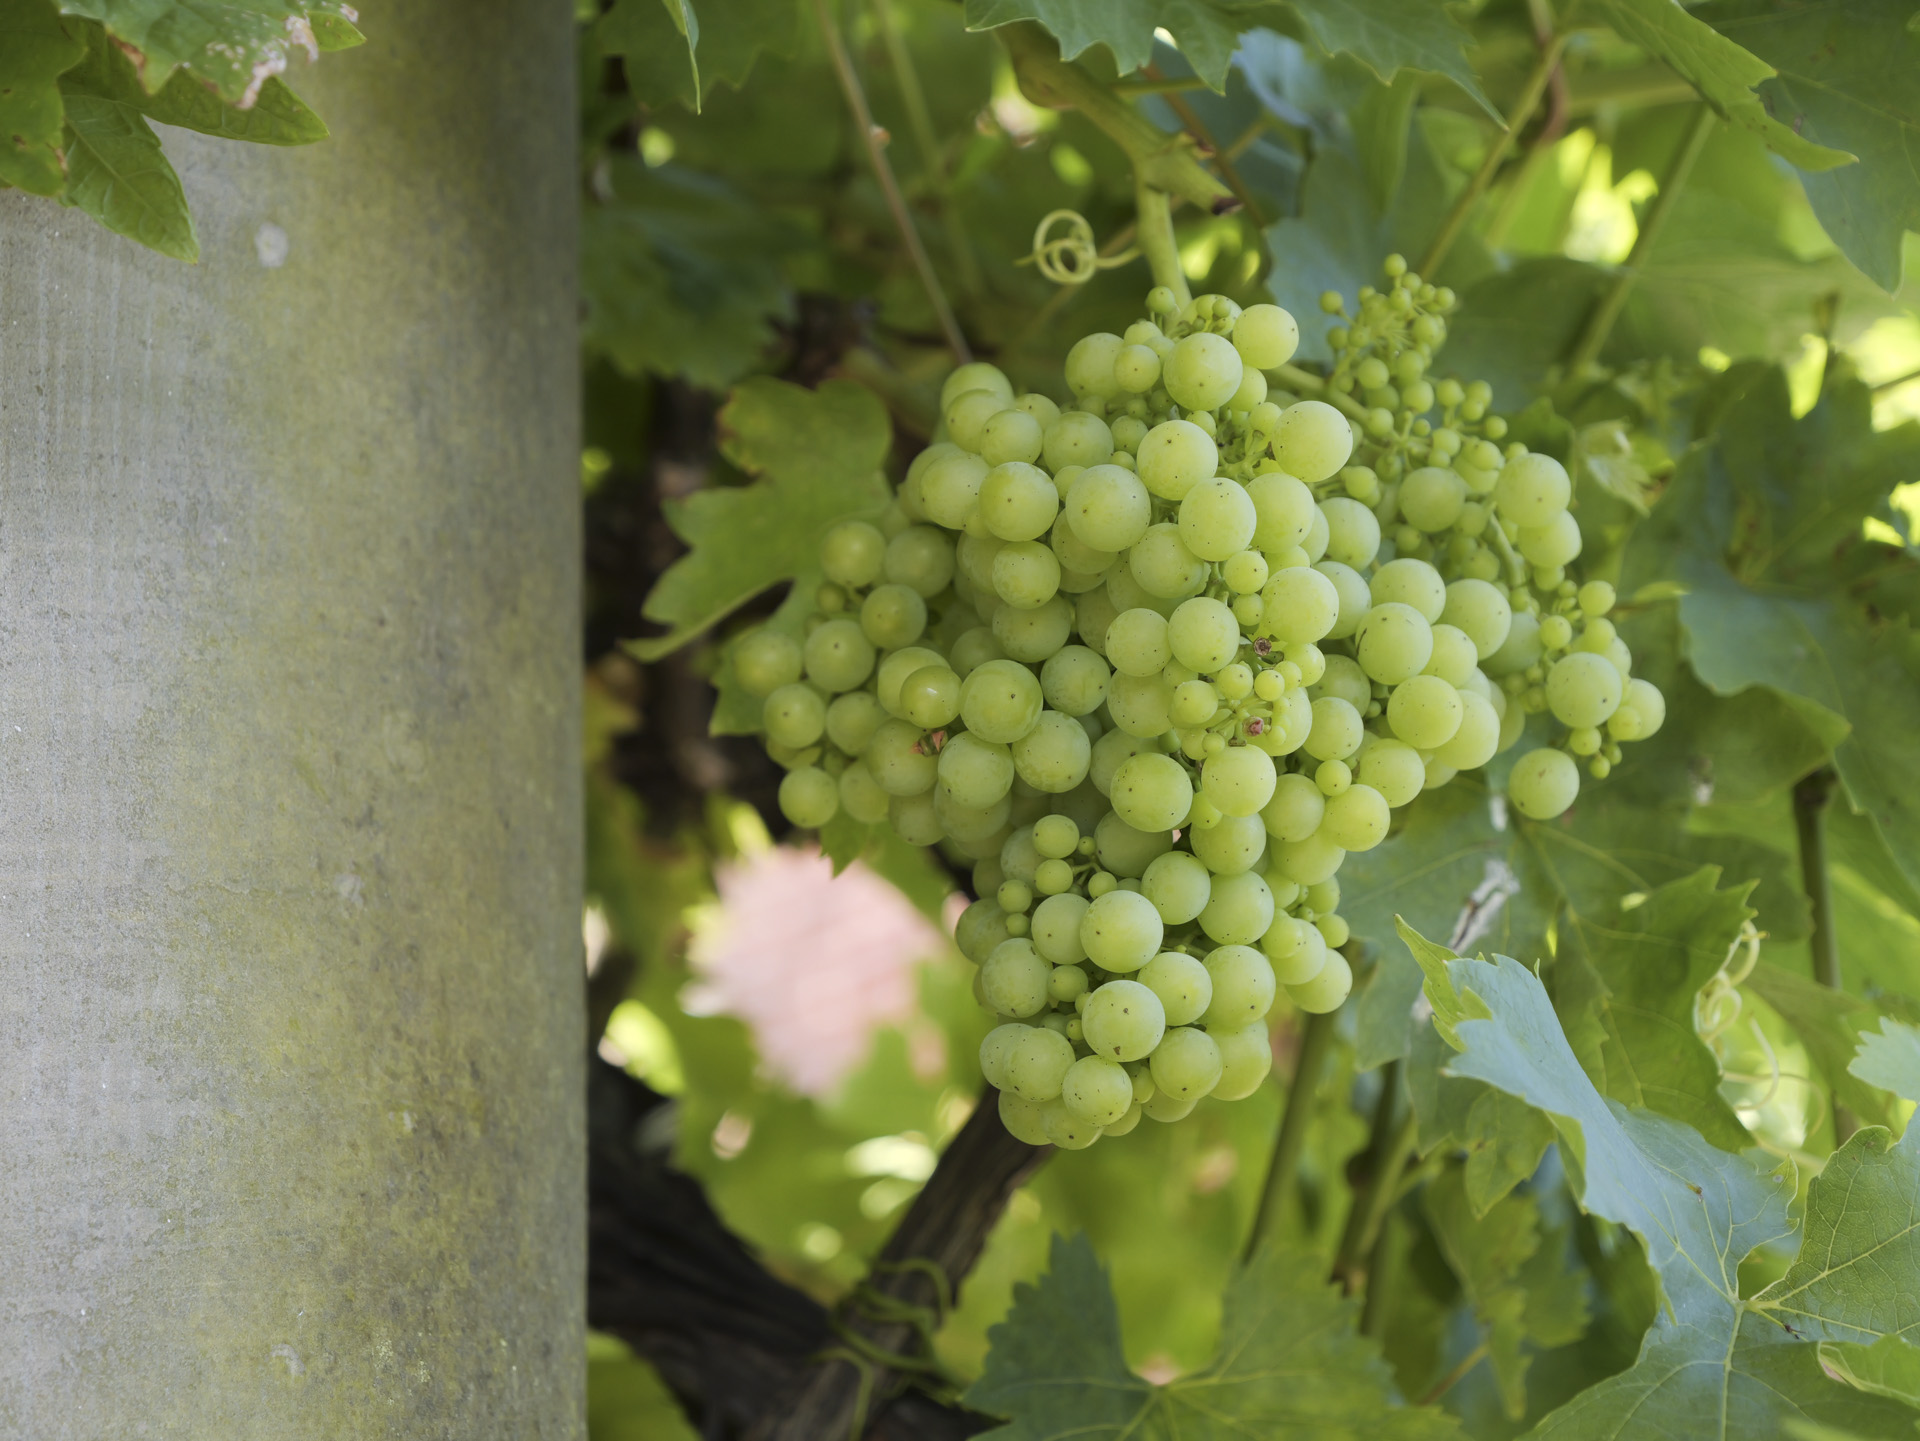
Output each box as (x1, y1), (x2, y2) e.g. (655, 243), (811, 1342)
(814, 0), (972, 363)
(1565, 104), (1716, 376)
(1134, 183), (1191, 307)
(1244, 1006), (1336, 1261)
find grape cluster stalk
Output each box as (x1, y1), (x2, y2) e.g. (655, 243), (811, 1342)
(730, 258), (1665, 1150)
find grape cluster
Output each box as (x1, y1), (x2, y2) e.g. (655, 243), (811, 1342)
(730, 259), (1662, 1150)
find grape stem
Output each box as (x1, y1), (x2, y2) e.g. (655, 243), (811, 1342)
(1417, 30), (1570, 279)
(1419, 1341), (1491, 1405)
(1242, 1005), (1336, 1262)
(1146, 65), (1266, 227)
(812, 0), (972, 364)
(1270, 363), (1370, 423)
(1134, 183), (1192, 308)
(870, 0), (983, 298)
(1000, 22), (1239, 217)
(1330, 1062), (1417, 1297)
(1793, 765), (1856, 1144)
(1564, 105), (1716, 376)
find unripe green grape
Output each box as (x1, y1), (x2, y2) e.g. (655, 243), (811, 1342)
(1163, 331), (1244, 412)
(1041, 646), (1110, 717)
(1232, 302), (1299, 369)
(1261, 915), (1327, 985)
(839, 760), (893, 823)
(1319, 783), (1389, 851)
(764, 682), (827, 747)
(993, 594), (1074, 663)
(1356, 357), (1390, 390)
(1272, 400), (1354, 483)
(1201, 944), (1277, 1026)
(1044, 410), (1115, 471)
(1538, 614), (1573, 651)
(1049, 963), (1090, 1004)
(1358, 736), (1425, 807)
(1012, 712), (1092, 793)
(1508, 746), (1579, 820)
(1259, 566), (1340, 645)
(1356, 603), (1434, 685)
(1568, 725), (1603, 756)
(1130, 524), (1209, 600)
(1227, 367), (1267, 414)
(876, 645), (945, 715)
(1083, 979), (1167, 1061)
(1318, 496), (1381, 569)
(1611, 677), (1666, 739)
(945, 389), (1006, 452)
(948, 626), (1006, 680)
(998, 1089), (1051, 1144)
(1317, 913), (1350, 948)
(1141, 1090), (1198, 1122)
(991, 539), (1061, 610)
(1032, 892), (1090, 964)
(1266, 688), (1313, 755)
(1436, 690), (1501, 769)
(827, 691), (884, 755)
(1301, 503), (1331, 563)
(1201, 744), (1277, 818)
(735, 628), (804, 697)
(1191, 811), (1267, 875)
(939, 729), (1014, 808)
(1370, 557), (1447, 622)
(1200, 870), (1275, 945)
(1217, 662), (1254, 701)
(1483, 609), (1542, 677)
(1075, 586), (1119, 656)
(936, 784), (1011, 843)
(1000, 825), (1043, 885)
(1150, 1027), (1224, 1100)
(1094, 810), (1173, 878)
(921, 450), (989, 528)
(1494, 452), (1571, 527)
(1065, 464), (1152, 551)
(1110, 414), (1149, 454)
(1316, 758), (1351, 796)
(1142, 850), (1211, 923)
(978, 461), (1059, 543)
(1261, 771), (1326, 841)
(1312, 654), (1369, 711)
(1398, 466), (1467, 533)
(1111, 752), (1194, 833)
(1106, 671), (1175, 738)
(895, 664), (958, 730)
(1105, 608), (1173, 679)
(1016, 391), (1062, 427)
(867, 717), (936, 796)
(1309, 561), (1367, 644)
(1441, 578), (1512, 659)
(1573, 617), (1618, 655)
(1003, 1021), (1074, 1099)
(1519, 510), (1583, 568)
(779, 766), (839, 828)
(980, 408), (1045, 468)
(1210, 1021), (1274, 1100)
(1060, 1055), (1133, 1127)
(884, 524), (956, 598)
(1424, 623), (1479, 687)
(1579, 579), (1616, 616)
(1137, 951), (1211, 1028)
(1220, 549), (1266, 596)
(1247, 473), (1315, 555)
(1546, 651), (1624, 728)
(1162, 597), (1235, 675)
(1271, 830), (1345, 885)
(1113, 343), (1162, 393)
(1034, 857), (1074, 893)
(820, 520), (885, 589)
(1066, 332), (1125, 398)
(860, 583), (929, 649)
(998, 878), (1034, 914)
(1303, 695), (1363, 762)
(1288, 946), (1352, 1013)
(961, 658), (1044, 743)
(1387, 674), (1463, 749)
(1080, 890), (1165, 974)
(941, 362), (1014, 413)
(1170, 679), (1217, 728)
(1051, 518), (1115, 582)
(1179, 477), (1258, 562)
(977, 1020), (1027, 1088)
(1136, 419), (1219, 501)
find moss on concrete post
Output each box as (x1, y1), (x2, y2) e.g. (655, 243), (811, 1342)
(0, 4), (582, 1435)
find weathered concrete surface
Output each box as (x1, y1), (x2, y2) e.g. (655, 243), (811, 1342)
(0, 4), (583, 1435)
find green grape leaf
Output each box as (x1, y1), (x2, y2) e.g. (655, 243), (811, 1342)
(1755, 1125), (1920, 1346)
(1283, 0), (1496, 120)
(965, 1231), (1460, 1439)
(307, 9), (356, 48)
(1696, 0), (1920, 291)
(581, 159), (803, 389)
(632, 376), (891, 661)
(1744, 964), (1904, 1133)
(61, 18), (324, 145)
(1629, 367), (1920, 904)
(964, 0), (1275, 93)
(1816, 1336), (1920, 1410)
(1587, 0), (1854, 172)
(0, 0), (87, 196)
(54, 1), (354, 104)
(1401, 922), (1920, 1439)
(1423, 1164), (1589, 1419)
(1408, 1025), (1557, 1215)
(56, 88), (196, 261)
(596, 0), (798, 111)
(1553, 867), (1753, 1152)
(1851, 1018), (1920, 1105)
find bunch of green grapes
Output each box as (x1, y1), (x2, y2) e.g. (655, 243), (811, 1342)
(728, 256), (1662, 1150)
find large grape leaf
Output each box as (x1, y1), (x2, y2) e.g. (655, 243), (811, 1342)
(1696, 0), (1920, 292)
(56, 87), (196, 260)
(964, 1231), (1459, 1439)
(60, 17), (324, 145)
(1283, 0), (1494, 120)
(581, 159), (803, 389)
(0, 0), (87, 196)
(630, 376), (891, 661)
(1587, 0), (1853, 173)
(1423, 1165), (1590, 1420)
(1851, 1019), (1920, 1106)
(1408, 1024), (1558, 1216)
(595, 0), (799, 112)
(1399, 924), (1920, 1439)
(55, 1), (355, 104)
(1816, 1335), (1920, 1411)
(1628, 367), (1920, 903)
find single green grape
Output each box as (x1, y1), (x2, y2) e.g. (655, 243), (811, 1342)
(1258, 566), (1339, 646)
(1270, 400), (1354, 484)
(1357, 736), (1424, 807)
(1546, 651), (1624, 728)
(1369, 557), (1447, 622)
(1269, 830), (1345, 885)
(997, 1089), (1051, 1145)
(1012, 711), (1092, 793)
(1130, 524), (1209, 600)
(1319, 497), (1381, 569)
(960, 658), (1044, 743)
(1060, 1055), (1134, 1126)
(1398, 466), (1467, 533)
(735, 628), (803, 697)
(1508, 746), (1580, 820)
(1319, 782), (1389, 850)
(1260, 915), (1327, 985)
(1190, 812), (1267, 876)
(1094, 810), (1173, 877)
(1065, 332), (1124, 398)
(992, 594), (1074, 664)
(1082, 979), (1167, 1061)
(1178, 478), (1258, 562)
(1199, 871), (1275, 946)
(779, 766), (839, 828)
(939, 731), (1015, 809)
(1261, 771), (1325, 842)
(882, 525), (954, 599)
(1141, 850), (1212, 924)
(1287, 947), (1352, 1013)
(1004, 1023), (1075, 1101)
(1200, 944), (1277, 1026)
(1494, 451), (1571, 527)
(899, 664), (961, 729)
(1200, 744), (1278, 818)
(860, 583), (929, 649)
(1150, 1027), (1224, 1100)
(1136, 419), (1219, 502)
(980, 408), (1045, 467)
(1105, 671), (1175, 739)
(1170, 678), (1217, 728)
(1105, 608), (1173, 679)
(1441, 578), (1512, 659)
(1110, 752), (1194, 833)
(838, 760), (893, 824)
(1163, 331), (1244, 412)
(1140, 951), (1214, 1027)
(1247, 470), (1316, 551)
(764, 682), (827, 748)
(1388, 674), (1464, 750)
(1356, 602), (1434, 685)
(919, 449), (988, 529)
(1209, 1021), (1274, 1100)
(1049, 962), (1090, 1003)
(826, 691), (884, 756)
(821, 519), (886, 588)
(866, 716), (936, 796)
(803, 618), (876, 693)
(1041, 645), (1110, 717)
(1232, 303), (1299, 369)
(1031, 892), (1090, 963)
(979, 461), (1060, 542)
(1079, 890), (1165, 973)
(948, 626), (1005, 679)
